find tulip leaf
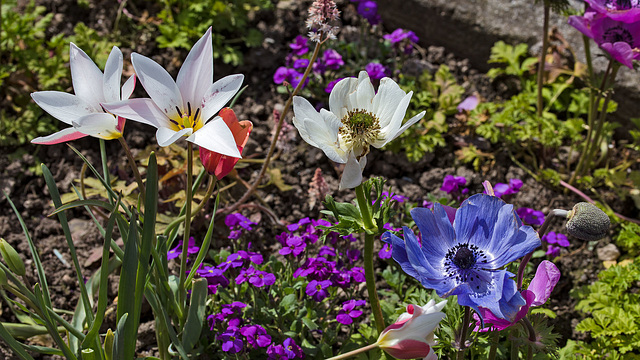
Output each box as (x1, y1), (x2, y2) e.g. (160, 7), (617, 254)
(182, 278), (208, 352)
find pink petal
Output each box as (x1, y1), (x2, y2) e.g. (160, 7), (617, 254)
(70, 43), (105, 106)
(131, 52), (183, 119)
(600, 42), (634, 69)
(176, 27), (214, 106)
(31, 127), (87, 145)
(528, 260), (560, 306)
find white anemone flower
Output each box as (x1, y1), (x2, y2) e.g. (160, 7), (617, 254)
(103, 27), (243, 158)
(31, 44), (135, 144)
(293, 71), (425, 189)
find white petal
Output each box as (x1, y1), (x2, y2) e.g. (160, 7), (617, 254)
(31, 127), (87, 145)
(157, 127), (192, 147)
(103, 46), (124, 103)
(292, 96), (325, 147)
(72, 113), (121, 140)
(131, 52), (182, 119)
(354, 71), (375, 112)
(102, 98), (167, 128)
(186, 118), (241, 158)
(70, 43), (105, 106)
(329, 76), (358, 119)
(32, 91), (98, 125)
(374, 92), (413, 148)
(121, 75), (136, 100)
(372, 77), (406, 129)
(387, 110), (425, 145)
(201, 74), (244, 122)
(176, 27), (213, 106)
(339, 154), (365, 190)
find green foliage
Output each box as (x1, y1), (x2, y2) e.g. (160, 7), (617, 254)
(487, 41), (538, 81)
(387, 65), (464, 162)
(616, 222), (640, 255)
(0, 0), (119, 147)
(155, 0), (272, 66)
(571, 258), (640, 357)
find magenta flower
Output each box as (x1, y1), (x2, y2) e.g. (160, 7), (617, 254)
(289, 35), (309, 56)
(543, 231), (570, 247)
(474, 260), (560, 332)
(365, 62), (387, 81)
(493, 178), (523, 198)
(336, 299), (365, 325)
(516, 207), (545, 226)
(546, 245), (561, 257)
(384, 28), (419, 44)
(324, 78), (343, 93)
(357, 1), (381, 25)
(569, 8), (640, 68)
(585, 0), (640, 23)
(240, 325), (272, 348)
(379, 243), (393, 259)
(279, 236), (306, 256)
(167, 237), (200, 260)
(457, 95), (479, 112)
(220, 327), (244, 353)
(236, 266), (275, 287)
(283, 338), (305, 359)
(440, 174), (467, 194)
(237, 250), (264, 265)
(321, 49), (344, 70)
(306, 279), (332, 301)
(217, 253), (244, 271)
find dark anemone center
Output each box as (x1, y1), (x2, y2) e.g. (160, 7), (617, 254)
(452, 247), (476, 269)
(603, 26), (634, 44)
(606, 0), (637, 9)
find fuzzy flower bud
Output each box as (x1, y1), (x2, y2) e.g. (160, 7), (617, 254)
(308, 168), (329, 209)
(565, 202), (610, 241)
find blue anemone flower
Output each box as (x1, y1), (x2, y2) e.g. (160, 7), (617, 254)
(382, 194), (541, 320)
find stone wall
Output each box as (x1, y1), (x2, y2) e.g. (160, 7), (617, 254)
(378, 0), (640, 125)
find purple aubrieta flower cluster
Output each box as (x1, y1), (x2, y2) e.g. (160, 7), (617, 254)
(350, 0), (381, 25)
(225, 213), (257, 240)
(383, 28), (420, 54)
(274, 36), (346, 90)
(277, 218), (366, 301)
(492, 179), (523, 198)
(267, 338), (305, 359)
(196, 249), (265, 294)
(336, 299), (366, 325)
(218, 323), (273, 354)
(441, 175), (468, 195)
(542, 231), (570, 257)
(569, 0), (640, 68)
(516, 207), (545, 226)
(167, 237), (200, 260)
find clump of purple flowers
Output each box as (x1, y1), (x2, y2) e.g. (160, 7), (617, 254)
(543, 231), (570, 257)
(225, 213), (257, 240)
(267, 338), (305, 359)
(493, 178), (523, 198)
(353, 0), (381, 25)
(336, 299), (366, 325)
(441, 175), (468, 195)
(167, 236), (200, 260)
(384, 28), (420, 54)
(516, 207), (545, 226)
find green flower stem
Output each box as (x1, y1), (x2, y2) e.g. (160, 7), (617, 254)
(521, 316), (537, 360)
(220, 34), (324, 216)
(355, 184), (385, 335)
(118, 136), (146, 198)
(326, 343), (379, 360)
(99, 139), (113, 204)
(163, 174), (217, 236)
(536, 2), (550, 118)
(178, 142), (194, 318)
(488, 330), (500, 360)
(457, 306), (471, 360)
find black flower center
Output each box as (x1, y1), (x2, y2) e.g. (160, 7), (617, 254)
(606, 0), (639, 10)
(603, 26), (634, 45)
(452, 247), (476, 269)
(443, 243), (490, 283)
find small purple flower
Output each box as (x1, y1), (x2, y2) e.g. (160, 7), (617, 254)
(283, 338), (305, 359)
(197, 266), (230, 289)
(293, 59), (310, 69)
(516, 207), (545, 226)
(217, 253), (244, 271)
(289, 35), (309, 56)
(318, 246), (337, 257)
(546, 245), (561, 258)
(274, 67), (291, 84)
(384, 28), (419, 44)
(543, 231), (570, 247)
(236, 266), (276, 287)
(365, 62), (386, 81)
(237, 250), (264, 265)
(440, 175), (467, 194)
(321, 49), (344, 70)
(493, 179), (523, 198)
(336, 299), (365, 325)
(379, 243), (393, 259)
(167, 237), (200, 260)
(381, 191), (409, 203)
(267, 344), (287, 359)
(383, 222), (401, 232)
(220, 327), (244, 353)
(324, 78), (343, 93)
(346, 248), (361, 262)
(280, 236), (306, 256)
(240, 325), (272, 348)
(306, 279), (332, 301)
(457, 95), (479, 112)
(287, 217), (312, 232)
(357, 1), (381, 25)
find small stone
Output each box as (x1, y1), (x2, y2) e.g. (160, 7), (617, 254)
(597, 244), (620, 262)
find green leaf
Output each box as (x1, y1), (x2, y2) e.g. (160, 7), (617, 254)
(301, 317), (318, 331)
(182, 278), (208, 352)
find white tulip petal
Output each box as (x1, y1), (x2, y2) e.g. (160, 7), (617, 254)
(121, 75), (136, 100)
(103, 46), (124, 103)
(339, 154), (365, 190)
(32, 91), (97, 125)
(103, 98), (167, 128)
(132, 53), (182, 119)
(31, 127), (87, 145)
(201, 74), (244, 122)
(70, 43), (105, 106)
(186, 118), (241, 158)
(157, 127), (192, 147)
(72, 113), (121, 139)
(177, 27), (213, 105)
(372, 77), (406, 129)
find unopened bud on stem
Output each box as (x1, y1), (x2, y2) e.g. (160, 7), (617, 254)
(564, 202), (610, 241)
(0, 238), (25, 276)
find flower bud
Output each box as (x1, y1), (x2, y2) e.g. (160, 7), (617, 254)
(199, 108), (252, 180)
(0, 267), (7, 286)
(0, 238), (26, 276)
(565, 202), (610, 241)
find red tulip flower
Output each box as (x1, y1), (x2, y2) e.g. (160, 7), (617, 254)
(199, 108), (252, 179)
